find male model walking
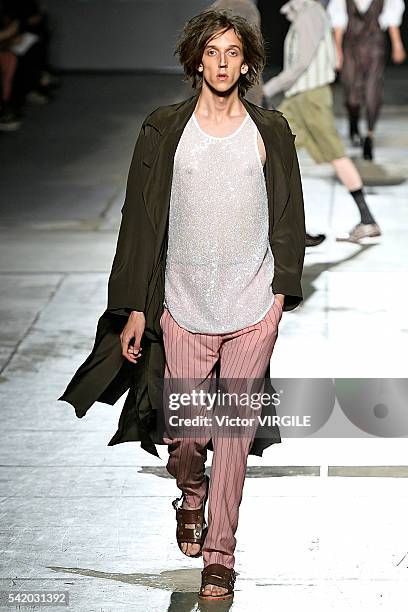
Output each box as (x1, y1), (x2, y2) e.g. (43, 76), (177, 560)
(263, 0), (381, 243)
(327, 0), (406, 160)
(58, 8), (305, 601)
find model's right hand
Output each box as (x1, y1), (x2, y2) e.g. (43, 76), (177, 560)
(120, 311), (145, 364)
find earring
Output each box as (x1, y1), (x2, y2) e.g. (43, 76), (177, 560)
(241, 66), (248, 74)
(198, 65), (203, 72)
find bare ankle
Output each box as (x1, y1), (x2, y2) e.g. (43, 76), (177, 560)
(182, 500), (202, 510)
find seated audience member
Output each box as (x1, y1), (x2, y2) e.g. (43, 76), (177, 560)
(0, 4), (20, 130)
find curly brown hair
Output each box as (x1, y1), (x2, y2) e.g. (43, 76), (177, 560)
(174, 9), (266, 97)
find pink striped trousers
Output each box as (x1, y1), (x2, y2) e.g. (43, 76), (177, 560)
(160, 299), (283, 568)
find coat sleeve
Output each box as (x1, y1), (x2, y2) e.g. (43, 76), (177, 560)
(106, 121), (157, 317)
(270, 126), (306, 312)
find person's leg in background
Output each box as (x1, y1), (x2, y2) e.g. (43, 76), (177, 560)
(362, 41), (385, 160)
(303, 87), (380, 236)
(10, 42), (43, 117)
(279, 86), (381, 243)
(27, 12), (60, 98)
(341, 42), (365, 147)
(346, 101), (362, 147)
(0, 51), (20, 131)
(277, 93), (326, 247)
(342, 29), (386, 161)
(0, 51), (17, 107)
(201, 299), (282, 587)
(331, 156), (378, 227)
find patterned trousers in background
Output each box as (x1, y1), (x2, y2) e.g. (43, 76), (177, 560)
(341, 36), (385, 132)
(160, 299), (282, 568)
(341, 0), (386, 132)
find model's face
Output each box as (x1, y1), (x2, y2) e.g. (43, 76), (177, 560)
(198, 28), (248, 93)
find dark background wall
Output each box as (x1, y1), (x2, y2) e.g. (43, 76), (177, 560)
(50, 0), (210, 70)
(49, 0), (407, 70)
(259, 0), (289, 67)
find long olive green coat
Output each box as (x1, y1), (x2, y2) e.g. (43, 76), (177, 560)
(58, 92), (306, 458)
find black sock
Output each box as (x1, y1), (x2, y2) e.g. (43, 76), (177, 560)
(347, 104), (360, 135)
(350, 188), (376, 225)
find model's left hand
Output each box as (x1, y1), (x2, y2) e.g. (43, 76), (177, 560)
(392, 42), (406, 64)
(275, 294), (285, 309)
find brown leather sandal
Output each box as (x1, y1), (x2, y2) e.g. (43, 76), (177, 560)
(172, 474), (210, 558)
(198, 563), (237, 601)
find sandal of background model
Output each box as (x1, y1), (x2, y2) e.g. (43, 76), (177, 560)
(198, 563), (237, 601)
(172, 473), (210, 558)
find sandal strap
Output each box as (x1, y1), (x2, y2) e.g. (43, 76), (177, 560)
(173, 476), (210, 547)
(201, 564), (236, 591)
(171, 493), (184, 511)
(175, 507), (204, 522)
(174, 505), (207, 543)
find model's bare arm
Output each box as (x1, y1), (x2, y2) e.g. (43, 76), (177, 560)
(388, 26), (406, 63)
(263, 7), (326, 98)
(0, 19), (19, 42)
(333, 27), (344, 71)
(120, 311), (145, 363)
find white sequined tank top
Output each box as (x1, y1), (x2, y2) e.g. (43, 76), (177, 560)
(164, 110), (275, 334)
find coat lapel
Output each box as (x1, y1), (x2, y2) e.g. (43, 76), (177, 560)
(141, 94), (199, 246)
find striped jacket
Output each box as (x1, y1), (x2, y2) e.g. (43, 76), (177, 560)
(284, 1), (337, 97)
(264, 0), (337, 99)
